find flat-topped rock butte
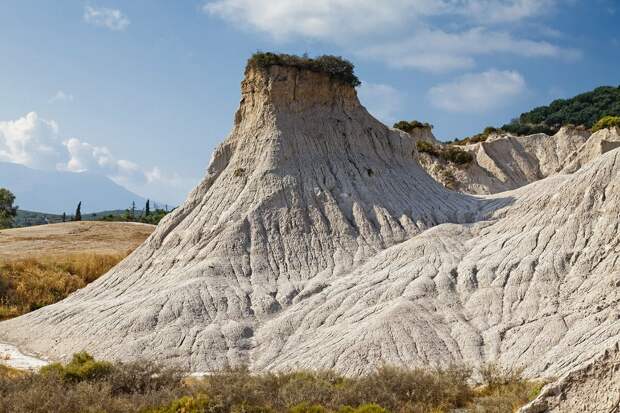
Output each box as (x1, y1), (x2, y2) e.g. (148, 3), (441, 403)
(1, 60), (619, 410)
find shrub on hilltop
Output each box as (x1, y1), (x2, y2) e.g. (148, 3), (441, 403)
(393, 120), (434, 133)
(452, 126), (501, 146)
(416, 141), (474, 165)
(592, 115), (620, 132)
(247, 52), (361, 87)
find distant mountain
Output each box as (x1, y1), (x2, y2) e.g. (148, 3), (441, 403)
(502, 85), (620, 135)
(0, 162), (146, 214)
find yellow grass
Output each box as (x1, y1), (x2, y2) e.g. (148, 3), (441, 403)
(0, 364), (25, 379)
(0, 252), (128, 320)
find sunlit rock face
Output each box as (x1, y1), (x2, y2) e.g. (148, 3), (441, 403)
(415, 125), (595, 194)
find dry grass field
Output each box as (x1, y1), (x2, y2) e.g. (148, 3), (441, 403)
(0, 221), (154, 320)
(0, 221), (154, 259)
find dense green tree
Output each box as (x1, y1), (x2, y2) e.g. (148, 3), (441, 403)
(74, 202), (82, 222)
(501, 85), (620, 135)
(145, 199), (150, 217)
(0, 188), (17, 229)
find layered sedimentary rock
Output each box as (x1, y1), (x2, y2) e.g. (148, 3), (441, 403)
(0, 62), (618, 397)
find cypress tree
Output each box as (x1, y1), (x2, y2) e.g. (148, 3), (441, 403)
(145, 199), (150, 216)
(75, 202), (82, 221)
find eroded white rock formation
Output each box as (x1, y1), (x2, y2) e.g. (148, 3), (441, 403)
(520, 343), (620, 412)
(416, 126), (592, 194)
(0, 63), (618, 403)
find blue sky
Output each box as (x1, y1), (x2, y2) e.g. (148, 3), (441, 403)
(0, 0), (618, 205)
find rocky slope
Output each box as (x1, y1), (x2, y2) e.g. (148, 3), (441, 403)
(560, 126), (620, 174)
(415, 126), (593, 194)
(0, 61), (618, 412)
(520, 342), (620, 412)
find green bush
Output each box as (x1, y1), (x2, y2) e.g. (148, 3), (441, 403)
(500, 122), (556, 137)
(393, 120), (433, 133)
(289, 402), (328, 413)
(40, 352), (113, 382)
(452, 126), (501, 145)
(416, 140), (438, 156)
(346, 403), (387, 413)
(247, 53), (361, 87)
(416, 141), (473, 165)
(592, 115), (620, 132)
(441, 147), (474, 165)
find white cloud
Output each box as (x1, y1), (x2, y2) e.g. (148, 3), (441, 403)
(0, 112), (63, 170)
(203, 0), (578, 73)
(49, 90), (74, 103)
(203, 0), (561, 40)
(360, 27), (580, 73)
(427, 69), (526, 112)
(457, 0), (556, 23)
(0, 112), (188, 203)
(84, 6), (130, 31)
(357, 82), (403, 124)
(203, 0), (428, 41)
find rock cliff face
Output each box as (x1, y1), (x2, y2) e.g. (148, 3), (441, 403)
(560, 126), (620, 174)
(0, 63), (619, 404)
(416, 127), (592, 194)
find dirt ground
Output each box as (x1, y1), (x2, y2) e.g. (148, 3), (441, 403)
(0, 221), (155, 259)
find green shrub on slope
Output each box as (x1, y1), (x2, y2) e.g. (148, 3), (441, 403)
(592, 115), (620, 132)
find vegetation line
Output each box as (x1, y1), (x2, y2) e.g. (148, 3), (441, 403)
(0, 352), (544, 413)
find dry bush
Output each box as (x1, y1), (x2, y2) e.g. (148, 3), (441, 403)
(474, 364), (546, 413)
(0, 354), (541, 413)
(188, 365), (474, 413)
(0, 353), (184, 413)
(0, 252), (127, 320)
(0, 365), (25, 380)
